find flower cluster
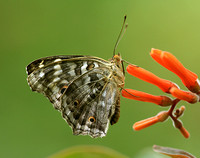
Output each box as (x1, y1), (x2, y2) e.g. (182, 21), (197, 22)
(122, 48), (200, 138)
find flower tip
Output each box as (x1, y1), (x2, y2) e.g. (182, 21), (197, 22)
(174, 106), (186, 118)
(180, 106), (185, 112)
(179, 126), (190, 139)
(150, 48), (156, 53)
(150, 48), (162, 56)
(133, 124), (140, 131)
(187, 79), (200, 93)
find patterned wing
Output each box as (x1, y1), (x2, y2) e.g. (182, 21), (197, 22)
(26, 55), (111, 109)
(60, 66), (121, 138)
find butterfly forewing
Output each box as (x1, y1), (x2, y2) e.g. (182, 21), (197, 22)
(27, 56), (111, 108)
(26, 55), (124, 138)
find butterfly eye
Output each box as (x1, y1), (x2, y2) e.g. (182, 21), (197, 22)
(61, 85), (68, 94)
(88, 116), (96, 123)
(73, 100), (79, 106)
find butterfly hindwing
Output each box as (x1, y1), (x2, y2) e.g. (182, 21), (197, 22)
(60, 67), (120, 137)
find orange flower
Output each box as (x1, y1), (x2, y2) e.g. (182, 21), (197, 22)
(133, 111), (169, 131)
(150, 48), (200, 93)
(124, 48), (198, 138)
(122, 89), (172, 106)
(169, 87), (199, 104)
(126, 64), (178, 93)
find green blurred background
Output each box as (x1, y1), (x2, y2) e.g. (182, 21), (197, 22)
(1, 0), (200, 157)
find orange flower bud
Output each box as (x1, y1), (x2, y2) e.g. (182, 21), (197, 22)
(151, 48), (200, 93)
(122, 89), (172, 106)
(133, 111), (169, 131)
(179, 126), (190, 139)
(169, 87), (199, 103)
(174, 106), (185, 118)
(127, 64), (178, 93)
(173, 119), (190, 138)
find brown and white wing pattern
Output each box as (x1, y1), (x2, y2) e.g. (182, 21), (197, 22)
(26, 55), (110, 109)
(61, 67), (121, 138)
(26, 55), (122, 138)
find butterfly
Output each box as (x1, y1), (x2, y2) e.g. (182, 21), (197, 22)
(26, 16), (127, 138)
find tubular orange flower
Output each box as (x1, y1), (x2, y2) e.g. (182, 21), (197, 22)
(127, 64), (178, 93)
(169, 87), (199, 104)
(122, 89), (172, 106)
(150, 48), (200, 93)
(133, 111), (169, 131)
(124, 48), (198, 138)
(133, 116), (159, 131)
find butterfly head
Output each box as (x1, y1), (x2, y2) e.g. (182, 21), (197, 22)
(113, 53), (125, 73)
(112, 53), (122, 67)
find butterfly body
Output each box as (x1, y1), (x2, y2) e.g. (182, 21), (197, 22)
(27, 55), (124, 138)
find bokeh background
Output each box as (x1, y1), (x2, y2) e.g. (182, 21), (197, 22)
(1, 0), (200, 157)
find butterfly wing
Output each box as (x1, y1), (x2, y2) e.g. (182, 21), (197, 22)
(27, 55), (111, 109)
(60, 66), (121, 138)
(27, 55), (122, 137)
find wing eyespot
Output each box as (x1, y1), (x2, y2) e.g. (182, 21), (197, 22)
(60, 85), (68, 94)
(88, 116), (96, 123)
(73, 100), (79, 106)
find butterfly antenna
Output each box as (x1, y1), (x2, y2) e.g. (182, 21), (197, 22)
(120, 87), (140, 98)
(113, 15), (128, 56)
(121, 59), (140, 75)
(121, 59), (136, 66)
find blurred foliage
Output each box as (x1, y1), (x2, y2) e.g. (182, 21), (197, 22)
(48, 145), (128, 158)
(1, 0), (200, 158)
